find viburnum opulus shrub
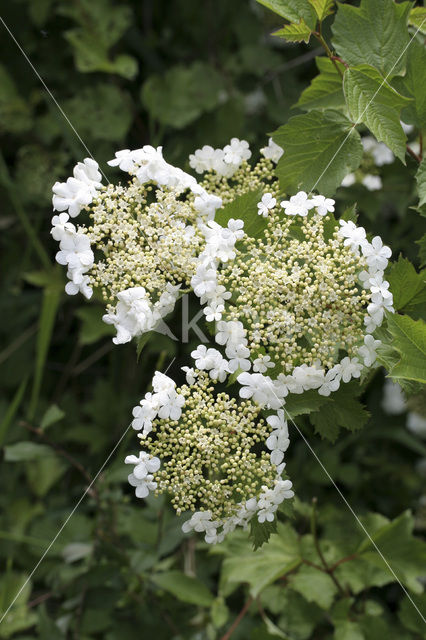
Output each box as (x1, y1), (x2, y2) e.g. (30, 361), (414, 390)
(50, 133), (400, 545)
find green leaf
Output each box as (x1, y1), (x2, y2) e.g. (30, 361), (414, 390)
(308, 0), (334, 21)
(0, 573), (37, 638)
(295, 57), (345, 112)
(289, 564), (338, 609)
(40, 405), (65, 431)
(210, 596), (229, 629)
(331, 0), (411, 77)
(4, 441), (54, 461)
(250, 518), (278, 550)
(151, 571), (214, 607)
(0, 65), (32, 134)
(358, 510), (426, 594)
(272, 110), (363, 196)
(141, 63), (226, 129)
(309, 382), (369, 442)
(343, 64), (411, 162)
(0, 378), (28, 446)
(215, 188), (267, 239)
(387, 256), (426, 317)
(284, 390), (329, 417)
(273, 19), (313, 43)
(416, 157), (426, 208)
(255, 0), (317, 29)
(398, 592), (426, 635)
(394, 40), (426, 130)
(384, 314), (426, 384)
(334, 621), (365, 640)
(408, 6), (426, 34)
(418, 233), (426, 268)
(216, 523), (302, 597)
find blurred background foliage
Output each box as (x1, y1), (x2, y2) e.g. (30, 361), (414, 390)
(0, 0), (425, 638)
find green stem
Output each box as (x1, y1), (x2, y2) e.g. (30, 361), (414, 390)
(313, 30), (344, 79)
(310, 498), (347, 596)
(0, 151), (51, 270)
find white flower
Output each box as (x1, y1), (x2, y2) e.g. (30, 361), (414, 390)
(362, 137), (394, 166)
(253, 354), (275, 373)
(157, 390), (185, 420)
(191, 264), (217, 297)
(338, 220), (367, 253)
(362, 174), (382, 191)
(50, 213), (75, 241)
(401, 121), (414, 135)
(191, 346), (229, 381)
(125, 451), (160, 479)
(181, 366), (197, 385)
(108, 148), (147, 172)
(102, 287), (158, 345)
(237, 372), (286, 409)
(311, 195), (335, 216)
(280, 191), (315, 217)
(368, 273), (392, 299)
(381, 380), (406, 415)
(65, 274), (93, 299)
(128, 472), (158, 499)
(318, 365), (342, 396)
(55, 231), (94, 272)
(362, 236), (392, 272)
(226, 343), (251, 373)
(358, 334), (381, 367)
(340, 357), (362, 383)
(152, 371), (176, 396)
(215, 320), (246, 348)
(204, 303), (224, 322)
(223, 138), (251, 165)
(189, 145), (216, 173)
(52, 177), (94, 218)
(341, 173), (356, 187)
(227, 218), (245, 241)
(73, 158), (102, 186)
(260, 138), (284, 163)
(367, 292), (394, 325)
(257, 193), (276, 217)
(407, 412), (426, 438)
(193, 192), (223, 219)
(131, 392), (160, 434)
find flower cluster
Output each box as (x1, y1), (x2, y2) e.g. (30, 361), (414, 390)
(51, 135), (395, 545)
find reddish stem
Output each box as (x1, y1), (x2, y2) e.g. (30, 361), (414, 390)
(220, 597), (253, 640)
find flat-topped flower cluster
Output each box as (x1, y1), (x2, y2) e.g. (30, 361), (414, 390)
(50, 135), (394, 543)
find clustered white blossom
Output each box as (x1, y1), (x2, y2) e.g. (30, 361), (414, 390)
(51, 136), (396, 545)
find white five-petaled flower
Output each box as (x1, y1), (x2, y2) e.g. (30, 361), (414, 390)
(339, 357), (363, 383)
(257, 193), (276, 217)
(311, 195), (335, 216)
(260, 138), (284, 163)
(358, 335), (381, 367)
(280, 191), (315, 217)
(253, 354), (275, 373)
(215, 320), (247, 348)
(223, 138), (251, 165)
(362, 236), (392, 272)
(338, 220), (367, 253)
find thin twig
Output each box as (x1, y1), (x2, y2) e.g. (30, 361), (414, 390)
(310, 498), (347, 596)
(407, 145), (422, 163)
(220, 597), (253, 640)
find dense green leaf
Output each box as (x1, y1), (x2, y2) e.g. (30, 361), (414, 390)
(255, 0), (317, 28)
(358, 510), (426, 594)
(398, 592), (426, 635)
(76, 307), (115, 345)
(308, 0), (334, 22)
(333, 621), (365, 640)
(416, 157), (426, 208)
(40, 404), (65, 431)
(384, 314), (426, 384)
(4, 441), (55, 461)
(215, 188), (267, 238)
(273, 19), (313, 43)
(387, 256), (426, 317)
(272, 110), (363, 195)
(295, 57), (345, 112)
(309, 382), (369, 442)
(142, 63), (226, 129)
(331, 0), (411, 76)
(343, 64), (411, 162)
(394, 40), (426, 130)
(0, 573), (37, 638)
(408, 6), (426, 34)
(289, 564), (338, 609)
(151, 571), (214, 607)
(250, 517), (278, 550)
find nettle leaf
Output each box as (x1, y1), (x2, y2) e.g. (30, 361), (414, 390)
(295, 57), (345, 111)
(255, 0), (317, 29)
(308, 0), (334, 22)
(394, 39), (426, 130)
(358, 510), (426, 594)
(141, 62), (226, 129)
(289, 564), (338, 609)
(151, 571), (214, 607)
(216, 523), (301, 597)
(383, 314), (426, 384)
(416, 157), (426, 208)
(331, 0), (411, 77)
(272, 110), (363, 196)
(250, 518), (278, 550)
(387, 256), (426, 318)
(409, 6), (426, 34)
(343, 64), (411, 162)
(215, 188), (267, 238)
(273, 19), (313, 43)
(309, 382), (369, 442)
